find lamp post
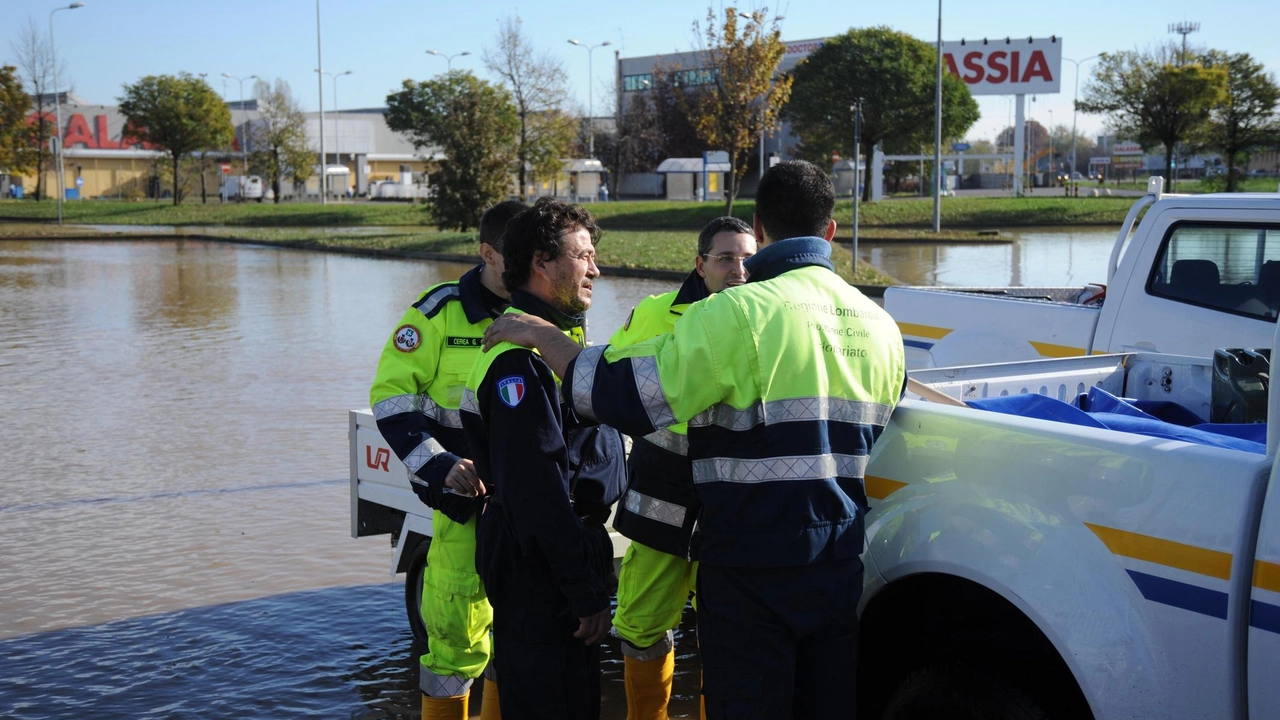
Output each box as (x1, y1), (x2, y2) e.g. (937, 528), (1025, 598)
(567, 39), (612, 158)
(932, 0), (942, 232)
(315, 0), (326, 204)
(1048, 109), (1054, 177)
(737, 12), (785, 182)
(221, 72), (260, 174)
(49, 1), (84, 226)
(318, 70), (353, 198)
(425, 50), (471, 72)
(1064, 54), (1100, 195)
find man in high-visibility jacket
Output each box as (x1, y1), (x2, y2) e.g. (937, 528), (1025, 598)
(370, 199), (526, 720)
(609, 216), (756, 720)
(461, 198), (627, 720)
(482, 162), (907, 719)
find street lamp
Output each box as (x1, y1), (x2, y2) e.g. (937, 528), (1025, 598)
(567, 39), (612, 158)
(318, 70), (354, 198)
(221, 72), (260, 174)
(425, 50), (471, 72)
(1064, 54), (1101, 195)
(1048, 109), (1054, 176)
(314, 0), (326, 204)
(49, 1), (84, 226)
(932, 0), (943, 232)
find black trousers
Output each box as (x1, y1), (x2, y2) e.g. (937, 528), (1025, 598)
(477, 508), (610, 720)
(697, 556), (864, 720)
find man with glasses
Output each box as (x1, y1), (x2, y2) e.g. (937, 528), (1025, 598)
(608, 217), (755, 719)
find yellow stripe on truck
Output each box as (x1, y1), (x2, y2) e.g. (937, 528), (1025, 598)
(1030, 340), (1088, 358)
(1256, 559), (1280, 593)
(865, 475), (908, 500)
(1085, 522), (1233, 580)
(896, 322), (952, 340)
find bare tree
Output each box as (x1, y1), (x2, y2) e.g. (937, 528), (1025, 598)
(249, 78), (313, 204)
(9, 18), (69, 201)
(484, 15), (576, 200)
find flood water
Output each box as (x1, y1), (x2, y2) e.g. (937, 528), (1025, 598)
(863, 226), (1117, 287)
(0, 232), (1103, 719)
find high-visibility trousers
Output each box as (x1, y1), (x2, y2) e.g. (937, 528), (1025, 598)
(613, 541), (697, 653)
(419, 510), (493, 698)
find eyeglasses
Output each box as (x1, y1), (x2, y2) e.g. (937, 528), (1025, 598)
(702, 253), (752, 267)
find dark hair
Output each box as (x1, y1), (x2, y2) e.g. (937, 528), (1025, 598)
(501, 197), (601, 291)
(696, 216), (754, 256)
(478, 200), (528, 251)
(754, 160), (835, 241)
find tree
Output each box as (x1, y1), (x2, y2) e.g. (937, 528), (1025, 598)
(686, 7), (791, 215)
(1200, 51), (1280, 192)
(0, 65), (35, 176)
(385, 72), (519, 230)
(9, 18), (66, 200)
(249, 78), (313, 204)
(784, 27), (979, 201)
(1077, 46), (1225, 191)
(484, 16), (576, 201)
(119, 73), (234, 205)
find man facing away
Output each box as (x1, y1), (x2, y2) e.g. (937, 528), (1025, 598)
(483, 161), (906, 719)
(609, 216), (756, 720)
(460, 197), (628, 720)
(369, 199), (526, 720)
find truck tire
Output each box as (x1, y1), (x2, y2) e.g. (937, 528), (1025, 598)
(880, 663), (1048, 720)
(404, 537), (431, 645)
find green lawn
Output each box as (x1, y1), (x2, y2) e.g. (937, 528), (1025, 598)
(1110, 176), (1280, 194)
(1, 194), (1139, 231)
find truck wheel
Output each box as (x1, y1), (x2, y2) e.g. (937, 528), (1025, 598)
(880, 663), (1048, 720)
(404, 537), (431, 645)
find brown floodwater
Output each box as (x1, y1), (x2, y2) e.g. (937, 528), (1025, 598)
(0, 239), (703, 719)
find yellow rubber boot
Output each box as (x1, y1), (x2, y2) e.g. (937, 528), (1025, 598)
(421, 692), (469, 720)
(478, 678), (501, 720)
(624, 651), (675, 720)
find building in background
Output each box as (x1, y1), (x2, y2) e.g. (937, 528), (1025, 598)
(12, 94), (434, 200)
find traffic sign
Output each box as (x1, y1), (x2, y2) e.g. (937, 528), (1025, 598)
(221, 163), (231, 174)
(951, 142), (971, 152)
(75, 177), (84, 186)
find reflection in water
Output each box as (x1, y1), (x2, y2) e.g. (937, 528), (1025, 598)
(0, 239), (676, 719)
(864, 227), (1118, 287)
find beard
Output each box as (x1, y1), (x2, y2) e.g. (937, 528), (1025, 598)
(551, 274), (590, 314)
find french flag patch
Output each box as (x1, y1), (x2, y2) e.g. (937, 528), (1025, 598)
(497, 376), (526, 408)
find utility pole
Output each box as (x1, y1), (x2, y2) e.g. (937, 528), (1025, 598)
(1168, 21), (1200, 66)
(932, 0), (943, 233)
(852, 99), (863, 277)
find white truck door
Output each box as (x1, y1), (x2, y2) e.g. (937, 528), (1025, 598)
(1249, 463), (1280, 719)
(1099, 210), (1278, 356)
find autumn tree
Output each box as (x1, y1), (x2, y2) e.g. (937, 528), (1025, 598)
(8, 19), (66, 200)
(784, 27), (979, 201)
(1200, 50), (1280, 192)
(119, 73), (234, 205)
(385, 72), (519, 230)
(683, 7), (790, 214)
(1077, 45), (1225, 191)
(248, 78), (313, 204)
(484, 16), (577, 200)
(0, 65), (35, 177)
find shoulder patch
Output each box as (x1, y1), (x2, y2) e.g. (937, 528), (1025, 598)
(413, 283), (461, 320)
(622, 309), (634, 332)
(496, 375), (526, 408)
(394, 324), (422, 353)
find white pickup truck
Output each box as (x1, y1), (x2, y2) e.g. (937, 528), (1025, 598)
(886, 178), (1280, 369)
(859, 345), (1280, 719)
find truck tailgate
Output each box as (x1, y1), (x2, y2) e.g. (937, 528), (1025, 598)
(885, 286), (1102, 368)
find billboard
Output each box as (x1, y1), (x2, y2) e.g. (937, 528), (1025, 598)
(941, 37), (1063, 95)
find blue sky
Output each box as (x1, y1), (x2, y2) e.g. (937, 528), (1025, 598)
(3, 0), (1277, 144)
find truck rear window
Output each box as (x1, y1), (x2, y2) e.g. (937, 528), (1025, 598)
(1148, 223), (1280, 321)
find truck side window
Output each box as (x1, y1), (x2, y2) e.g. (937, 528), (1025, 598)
(1148, 224), (1280, 321)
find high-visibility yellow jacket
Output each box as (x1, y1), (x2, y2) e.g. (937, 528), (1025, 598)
(568, 238), (906, 567)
